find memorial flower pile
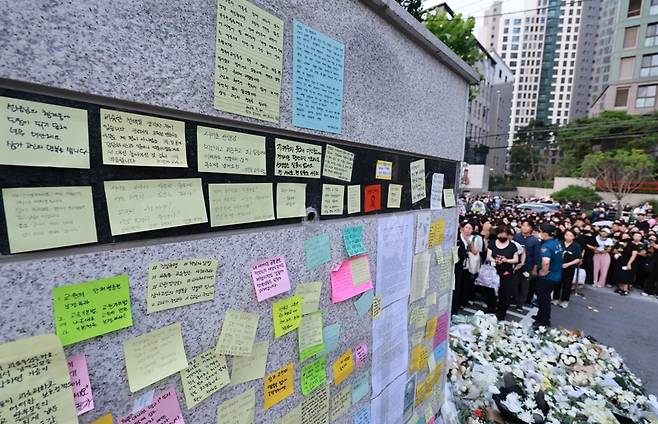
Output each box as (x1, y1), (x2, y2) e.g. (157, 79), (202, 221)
(445, 312), (658, 424)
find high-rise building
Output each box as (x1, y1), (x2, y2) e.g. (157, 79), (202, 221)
(480, 1), (503, 51)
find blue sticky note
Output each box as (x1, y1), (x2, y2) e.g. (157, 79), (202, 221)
(306, 234), (331, 270)
(352, 371), (370, 405)
(353, 289), (374, 317)
(343, 226), (367, 257)
(433, 341), (446, 363)
(354, 405), (370, 424)
(323, 323), (341, 354)
(292, 19), (345, 134)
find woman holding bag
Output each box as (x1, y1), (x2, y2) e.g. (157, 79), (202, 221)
(487, 226), (519, 321)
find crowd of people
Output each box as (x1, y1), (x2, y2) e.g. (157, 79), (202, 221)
(453, 195), (658, 328)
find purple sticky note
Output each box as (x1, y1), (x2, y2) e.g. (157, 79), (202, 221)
(354, 341), (368, 369)
(119, 387), (185, 424)
(251, 256), (292, 302)
(67, 353), (94, 415)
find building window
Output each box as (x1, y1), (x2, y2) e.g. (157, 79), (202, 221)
(614, 87), (629, 107)
(636, 85), (657, 107)
(651, 0), (658, 16)
(641, 54), (658, 77)
(646, 23), (658, 47)
(623, 26), (640, 48)
(620, 57), (635, 80)
(627, 0), (641, 18)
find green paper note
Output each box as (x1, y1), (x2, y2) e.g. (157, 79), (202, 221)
(295, 282), (322, 315)
(342, 226), (366, 257)
(387, 184), (403, 208)
(305, 234), (331, 270)
(301, 356), (326, 396)
(209, 182), (274, 227)
(197, 126), (267, 175)
(298, 312), (324, 362)
(276, 183), (307, 219)
(273, 295), (302, 338)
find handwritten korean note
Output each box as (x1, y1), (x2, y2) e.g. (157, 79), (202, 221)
(197, 126), (266, 175)
(409, 251), (430, 303)
(147, 259), (217, 314)
(251, 255), (291, 301)
(332, 349), (354, 386)
(364, 185), (381, 212)
(2, 186), (97, 253)
(350, 256), (372, 285)
(409, 344), (429, 373)
(443, 188), (456, 207)
(433, 313), (450, 349)
(273, 295), (302, 337)
(347, 185), (361, 214)
(426, 292), (438, 307)
(298, 312), (324, 361)
(425, 317), (438, 341)
(409, 306), (428, 329)
(209, 182), (274, 227)
(104, 178), (207, 235)
(0, 97), (89, 168)
(275, 138), (322, 178)
(214, 0), (283, 123)
(323, 323), (341, 354)
(343, 225), (367, 257)
(296, 281), (322, 315)
(375, 160), (393, 180)
(331, 384), (351, 420)
(53, 274), (133, 345)
(277, 183), (307, 219)
(119, 388), (184, 424)
(264, 363), (295, 409)
(216, 310), (259, 356)
(354, 405), (371, 424)
(180, 349), (229, 409)
(352, 371), (370, 405)
(216, 387), (255, 424)
(0, 335), (77, 424)
(414, 212), (431, 254)
(371, 296), (382, 320)
(305, 234), (331, 270)
(387, 184), (402, 208)
(100, 109), (186, 167)
(277, 405), (301, 424)
(230, 341), (269, 385)
(67, 353), (94, 415)
(292, 20), (345, 134)
(430, 173), (444, 210)
(410, 159), (426, 203)
(301, 356), (326, 395)
(301, 384), (330, 424)
(123, 323), (188, 392)
(330, 256), (373, 303)
(354, 342), (368, 369)
(321, 184), (344, 215)
(323, 145), (354, 181)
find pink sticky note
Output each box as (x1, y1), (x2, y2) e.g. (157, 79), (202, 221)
(433, 313), (450, 349)
(120, 387), (184, 424)
(250, 256), (292, 302)
(354, 341), (368, 368)
(330, 258), (373, 303)
(429, 417), (436, 424)
(67, 353), (94, 415)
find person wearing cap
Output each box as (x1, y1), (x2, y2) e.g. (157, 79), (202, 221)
(532, 223), (564, 328)
(591, 227), (614, 288)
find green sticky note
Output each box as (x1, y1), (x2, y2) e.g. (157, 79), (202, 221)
(305, 234), (331, 270)
(53, 275), (133, 346)
(209, 182), (275, 227)
(298, 312), (324, 362)
(273, 295), (302, 338)
(301, 355), (326, 396)
(342, 226), (366, 257)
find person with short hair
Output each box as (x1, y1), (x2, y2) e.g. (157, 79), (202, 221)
(591, 228), (614, 288)
(486, 225), (519, 321)
(552, 229), (582, 308)
(533, 223), (563, 328)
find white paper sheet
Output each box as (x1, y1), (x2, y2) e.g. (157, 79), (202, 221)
(371, 371), (407, 424)
(414, 212), (431, 254)
(409, 251), (430, 303)
(430, 173), (444, 210)
(376, 214), (414, 307)
(371, 299), (408, 396)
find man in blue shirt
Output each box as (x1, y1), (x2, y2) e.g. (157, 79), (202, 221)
(533, 223), (564, 328)
(513, 219), (541, 309)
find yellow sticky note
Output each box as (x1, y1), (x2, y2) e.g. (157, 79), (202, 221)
(411, 331), (424, 346)
(92, 413), (114, 424)
(410, 344), (429, 373)
(277, 405), (301, 424)
(180, 349), (230, 409)
(0, 334), (77, 423)
(277, 183), (307, 219)
(0, 97), (90, 168)
(3, 186), (97, 254)
(321, 184), (345, 215)
(349, 256), (372, 286)
(273, 295), (303, 338)
(331, 384), (351, 420)
(301, 385), (330, 424)
(409, 306), (428, 329)
(147, 259), (217, 314)
(387, 184), (402, 208)
(104, 178), (207, 235)
(197, 126), (266, 175)
(435, 220), (446, 245)
(322, 144), (354, 182)
(443, 188), (456, 207)
(123, 322), (188, 392)
(275, 139), (322, 178)
(425, 316), (438, 341)
(428, 221), (437, 248)
(347, 185), (361, 214)
(216, 310), (259, 356)
(426, 292), (437, 306)
(298, 312), (324, 362)
(209, 182), (274, 226)
(230, 341), (269, 385)
(295, 282), (323, 315)
(332, 349), (354, 386)
(216, 387), (256, 424)
(372, 296), (382, 320)
(264, 363), (295, 409)
(375, 160), (393, 180)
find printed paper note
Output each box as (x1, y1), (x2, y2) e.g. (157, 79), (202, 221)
(53, 274), (133, 346)
(376, 214), (414, 306)
(387, 184), (402, 208)
(230, 341), (269, 386)
(430, 173), (444, 210)
(296, 281), (322, 315)
(347, 185), (361, 214)
(216, 387), (256, 424)
(298, 312), (324, 361)
(352, 371), (370, 405)
(273, 295), (302, 337)
(305, 234), (331, 270)
(403, 376), (416, 422)
(321, 184), (344, 215)
(409, 251), (431, 303)
(301, 385), (329, 424)
(197, 126), (266, 175)
(209, 182), (274, 227)
(375, 160), (393, 180)
(410, 159), (426, 203)
(147, 259), (217, 314)
(104, 178), (207, 235)
(216, 309), (259, 356)
(278, 405), (302, 424)
(123, 323), (188, 392)
(277, 183), (307, 219)
(119, 387), (184, 424)
(343, 225), (366, 257)
(353, 289), (374, 316)
(323, 144), (354, 181)
(443, 188), (456, 207)
(354, 405), (371, 424)
(251, 255), (291, 301)
(275, 138), (322, 178)
(264, 363), (295, 409)
(180, 349), (229, 409)
(332, 349), (354, 386)
(364, 185), (381, 212)
(354, 341), (368, 369)
(2, 186), (97, 253)
(414, 212), (431, 254)
(0, 97), (89, 168)
(301, 356), (326, 395)
(331, 384), (351, 420)
(67, 353), (94, 415)
(372, 300), (408, 396)
(214, 0), (283, 123)
(371, 372), (406, 424)
(330, 256), (373, 303)
(323, 323), (341, 354)
(371, 296), (382, 320)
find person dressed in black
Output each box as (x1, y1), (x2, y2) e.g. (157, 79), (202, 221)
(552, 229), (582, 308)
(615, 232), (641, 296)
(486, 226), (519, 321)
(577, 225), (597, 285)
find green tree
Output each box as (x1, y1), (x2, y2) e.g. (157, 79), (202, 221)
(509, 120), (553, 181)
(424, 11), (484, 67)
(394, 0), (424, 21)
(551, 185), (601, 205)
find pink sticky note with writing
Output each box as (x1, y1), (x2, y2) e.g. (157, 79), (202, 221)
(119, 387), (184, 424)
(354, 341), (368, 368)
(67, 353), (94, 415)
(429, 417), (436, 424)
(433, 312), (450, 349)
(250, 256), (292, 302)
(330, 258), (373, 303)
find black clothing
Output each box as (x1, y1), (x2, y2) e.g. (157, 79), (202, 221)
(536, 278), (556, 326)
(553, 241), (582, 302)
(489, 241), (516, 320)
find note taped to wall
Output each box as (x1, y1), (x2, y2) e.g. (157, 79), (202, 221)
(0, 334), (77, 424)
(197, 126), (266, 175)
(264, 363), (295, 409)
(230, 341), (269, 385)
(180, 349), (229, 409)
(321, 184), (345, 215)
(53, 274), (133, 346)
(332, 349), (354, 386)
(0, 97), (90, 168)
(347, 184), (361, 214)
(119, 387), (185, 424)
(147, 259), (217, 314)
(216, 387), (256, 423)
(214, 0), (283, 123)
(305, 234), (331, 270)
(330, 256), (373, 303)
(410, 159), (426, 203)
(364, 184), (381, 212)
(430, 173), (444, 210)
(104, 178), (207, 235)
(275, 138), (323, 178)
(100, 109), (186, 167)
(295, 281), (322, 315)
(216, 309), (259, 356)
(2, 186), (97, 253)
(301, 355), (326, 395)
(298, 312), (324, 362)
(301, 384), (330, 423)
(67, 353), (94, 415)
(322, 144), (354, 181)
(209, 182), (274, 226)
(375, 160), (393, 180)
(251, 255), (292, 302)
(273, 295), (302, 338)
(277, 183), (307, 219)
(387, 184), (403, 208)
(443, 188), (456, 207)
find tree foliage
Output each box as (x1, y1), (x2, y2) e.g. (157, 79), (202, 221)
(551, 185), (601, 205)
(394, 0), (424, 21)
(424, 11), (484, 67)
(509, 120), (555, 181)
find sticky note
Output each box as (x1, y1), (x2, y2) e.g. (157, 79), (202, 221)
(251, 256), (292, 302)
(443, 188), (456, 207)
(410, 306), (428, 329)
(410, 344), (429, 373)
(277, 183), (307, 219)
(264, 363), (295, 409)
(2, 186), (97, 253)
(132, 390), (155, 413)
(432, 313), (449, 349)
(301, 356), (326, 395)
(292, 20), (345, 134)
(371, 296), (382, 320)
(403, 376), (416, 422)
(0, 97), (89, 168)
(298, 312), (324, 362)
(352, 371), (370, 405)
(123, 323), (188, 392)
(331, 384), (351, 420)
(330, 256), (373, 303)
(295, 282), (323, 315)
(323, 323), (341, 354)
(332, 349), (354, 386)
(197, 126), (266, 175)
(354, 341), (368, 369)
(275, 138), (323, 178)
(415, 212), (431, 254)
(119, 387), (184, 424)
(363, 185), (381, 212)
(410, 159), (426, 203)
(209, 182), (274, 227)
(53, 274), (133, 346)
(438, 293), (449, 312)
(353, 289), (374, 316)
(277, 405), (302, 424)
(305, 234), (331, 270)
(425, 292), (437, 307)
(411, 331), (423, 346)
(104, 178), (207, 235)
(214, 0), (283, 123)
(354, 405), (371, 424)
(67, 353), (94, 415)
(92, 413), (114, 424)
(230, 341), (269, 386)
(273, 295), (303, 338)
(387, 184), (403, 208)
(216, 387), (256, 424)
(343, 225), (367, 257)
(147, 259), (217, 314)
(323, 144), (354, 181)
(425, 317), (438, 341)
(180, 349), (229, 409)
(301, 385), (330, 424)
(375, 160), (393, 180)
(349, 256), (372, 286)
(216, 310), (259, 356)
(410, 252), (431, 303)
(430, 173), (444, 210)
(321, 184), (344, 215)
(347, 185), (361, 214)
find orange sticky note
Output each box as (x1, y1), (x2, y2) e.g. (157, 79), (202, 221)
(264, 363), (294, 409)
(92, 414), (113, 424)
(409, 344), (429, 373)
(332, 349), (354, 386)
(364, 185), (381, 213)
(425, 317), (438, 341)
